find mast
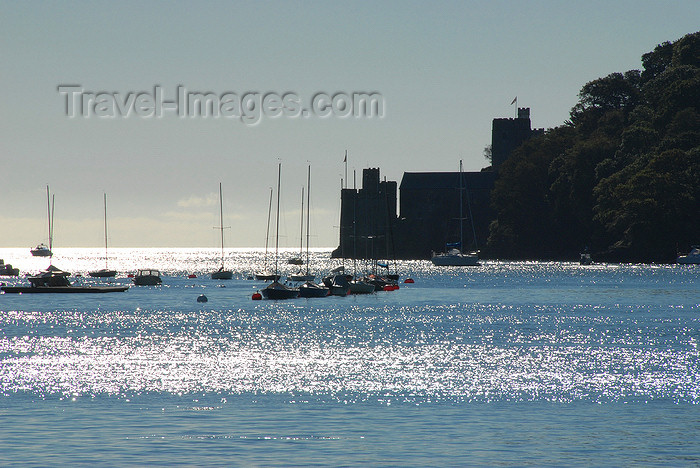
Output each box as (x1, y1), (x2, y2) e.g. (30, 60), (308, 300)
(264, 187), (273, 267)
(298, 186), (304, 257)
(305, 165), (311, 275)
(218, 183), (225, 268)
(274, 162), (281, 276)
(459, 160), (464, 253)
(103, 193), (108, 269)
(46, 186), (52, 256)
(50, 192), (55, 265)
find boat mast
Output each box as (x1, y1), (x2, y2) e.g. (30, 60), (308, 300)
(49, 189), (55, 265)
(218, 183), (225, 269)
(305, 165), (311, 275)
(103, 193), (109, 269)
(299, 186), (304, 258)
(459, 160), (463, 254)
(264, 187), (273, 268)
(46, 186), (52, 258)
(274, 162), (281, 276)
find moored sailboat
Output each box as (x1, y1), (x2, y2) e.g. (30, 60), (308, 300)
(89, 193), (117, 278)
(211, 183), (233, 280)
(255, 187), (280, 281)
(30, 186), (53, 257)
(261, 162), (299, 300)
(431, 160), (480, 266)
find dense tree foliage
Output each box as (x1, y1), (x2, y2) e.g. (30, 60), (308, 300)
(488, 32), (699, 262)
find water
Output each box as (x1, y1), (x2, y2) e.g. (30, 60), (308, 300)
(1, 248), (699, 465)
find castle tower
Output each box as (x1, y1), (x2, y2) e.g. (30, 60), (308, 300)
(491, 107), (535, 169)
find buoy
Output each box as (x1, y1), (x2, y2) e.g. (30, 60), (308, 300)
(127, 274), (134, 278)
(383, 285), (394, 291)
(393, 284), (399, 290)
(404, 278), (414, 284)
(188, 274), (197, 279)
(197, 294), (208, 303)
(252, 291), (262, 300)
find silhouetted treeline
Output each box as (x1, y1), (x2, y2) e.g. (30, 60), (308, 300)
(488, 31), (700, 263)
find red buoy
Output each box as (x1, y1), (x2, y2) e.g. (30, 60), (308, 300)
(404, 278), (414, 284)
(252, 292), (262, 300)
(188, 274), (197, 279)
(383, 285), (394, 291)
(127, 274), (134, 278)
(393, 284), (399, 290)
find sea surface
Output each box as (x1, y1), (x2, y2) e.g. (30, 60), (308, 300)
(1, 248), (699, 466)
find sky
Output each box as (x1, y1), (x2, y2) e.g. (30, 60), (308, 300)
(1, 0), (698, 248)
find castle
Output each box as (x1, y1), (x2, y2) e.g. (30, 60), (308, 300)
(333, 108), (543, 259)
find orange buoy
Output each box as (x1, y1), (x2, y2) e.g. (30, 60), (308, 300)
(252, 292), (262, 300)
(404, 278), (414, 284)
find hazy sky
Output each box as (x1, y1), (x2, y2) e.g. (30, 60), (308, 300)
(2, 1), (698, 248)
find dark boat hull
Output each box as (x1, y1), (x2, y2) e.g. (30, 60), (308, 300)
(211, 270), (233, 280)
(261, 281), (299, 300)
(298, 282), (329, 298)
(1, 285), (128, 294)
(88, 269), (117, 278)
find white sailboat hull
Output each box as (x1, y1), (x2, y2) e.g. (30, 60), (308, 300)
(431, 251), (479, 266)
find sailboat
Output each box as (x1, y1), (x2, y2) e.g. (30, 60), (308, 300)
(30, 186), (53, 257)
(89, 193), (117, 278)
(296, 165), (329, 297)
(287, 187), (304, 266)
(211, 183), (233, 279)
(261, 162), (299, 300)
(290, 166), (317, 283)
(348, 172), (374, 294)
(431, 160), (480, 266)
(255, 187), (280, 281)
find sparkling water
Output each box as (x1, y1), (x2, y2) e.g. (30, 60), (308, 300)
(1, 248), (699, 465)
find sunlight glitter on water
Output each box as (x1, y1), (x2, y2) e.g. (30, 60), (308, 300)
(1, 248), (699, 406)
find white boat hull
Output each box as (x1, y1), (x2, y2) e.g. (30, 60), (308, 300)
(677, 247), (700, 264)
(431, 252), (479, 266)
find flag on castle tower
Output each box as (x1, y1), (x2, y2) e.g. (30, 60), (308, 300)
(510, 96), (517, 105)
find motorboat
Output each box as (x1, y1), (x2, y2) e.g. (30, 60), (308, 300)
(323, 273), (350, 296)
(287, 257), (303, 265)
(431, 248), (480, 266)
(261, 280), (299, 299)
(298, 281), (329, 298)
(2, 267), (128, 293)
(348, 278), (375, 294)
(30, 243), (52, 257)
(133, 269), (162, 285)
(0, 259), (19, 276)
(580, 252), (593, 265)
(677, 246), (700, 264)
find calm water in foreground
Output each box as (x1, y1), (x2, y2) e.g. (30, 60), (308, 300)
(1, 248), (699, 466)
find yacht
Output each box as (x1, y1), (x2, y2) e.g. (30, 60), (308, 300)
(133, 269), (162, 285)
(677, 246), (700, 264)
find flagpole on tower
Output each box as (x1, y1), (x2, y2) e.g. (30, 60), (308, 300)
(344, 150), (348, 189)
